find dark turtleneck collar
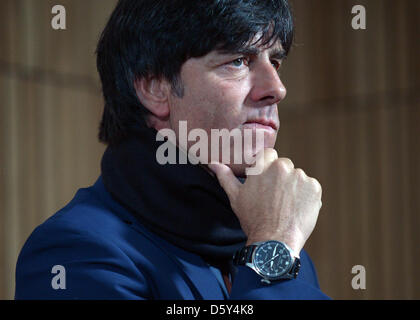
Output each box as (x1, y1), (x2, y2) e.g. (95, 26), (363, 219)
(100, 123), (247, 261)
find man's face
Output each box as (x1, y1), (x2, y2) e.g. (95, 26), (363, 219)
(167, 38), (287, 177)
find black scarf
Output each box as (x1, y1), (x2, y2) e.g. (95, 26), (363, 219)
(100, 123), (247, 261)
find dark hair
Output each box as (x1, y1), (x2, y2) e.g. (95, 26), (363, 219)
(96, 0), (294, 146)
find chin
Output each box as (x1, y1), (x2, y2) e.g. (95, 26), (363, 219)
(205, 129), (277, 177)
(225, 145), (269, 178)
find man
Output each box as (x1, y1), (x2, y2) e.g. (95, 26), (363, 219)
(15, 0), (329, 299)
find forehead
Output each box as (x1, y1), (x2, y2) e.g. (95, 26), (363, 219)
(208, 31), (285, 57)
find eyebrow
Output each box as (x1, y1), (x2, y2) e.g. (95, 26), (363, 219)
(216, 46), (287, 60)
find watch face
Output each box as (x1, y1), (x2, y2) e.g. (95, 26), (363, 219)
(253, 241), (293, 279)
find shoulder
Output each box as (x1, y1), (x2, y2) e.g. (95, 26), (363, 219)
(15, 178), (156, 299)
(21, 176), (148, 251)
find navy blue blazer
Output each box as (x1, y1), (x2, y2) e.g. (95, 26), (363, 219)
(15, 176), (330, 300)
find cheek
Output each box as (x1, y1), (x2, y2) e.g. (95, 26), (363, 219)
(205, 81), (247, 129)
(176, 65), (250, 131)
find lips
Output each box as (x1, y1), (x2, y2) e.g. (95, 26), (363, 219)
(243, 118), (278, 131)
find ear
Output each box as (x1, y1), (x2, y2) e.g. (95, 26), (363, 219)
(134, 76), (170, 118)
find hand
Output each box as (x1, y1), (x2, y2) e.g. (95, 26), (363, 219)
(208, 148), (323, 254)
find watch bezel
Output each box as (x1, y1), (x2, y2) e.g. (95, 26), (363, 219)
(251, 240), (294, 280)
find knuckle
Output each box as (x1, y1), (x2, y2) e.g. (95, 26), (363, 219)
(277, 157), (294, 170)
(274, 159), (291, 173)
(265, 148), (278, 158)
(294, 168), (306, 179)
(316, 200), (323, 212)
(309, 177), (322, 194)
(282, 157), (294, 168)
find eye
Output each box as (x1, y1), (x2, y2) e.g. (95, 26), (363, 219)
(271, 60), (281, 70)
(230, 57), (249, 68)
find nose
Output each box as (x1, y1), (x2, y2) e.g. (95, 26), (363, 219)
(249, 61), (287, 105)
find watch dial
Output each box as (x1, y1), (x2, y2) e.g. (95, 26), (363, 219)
(253, 241), (292, 278)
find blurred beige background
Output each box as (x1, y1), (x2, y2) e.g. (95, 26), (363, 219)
(0, 0), (419, 300)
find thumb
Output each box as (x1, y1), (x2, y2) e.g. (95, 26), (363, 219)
(207, 162), (241, 201)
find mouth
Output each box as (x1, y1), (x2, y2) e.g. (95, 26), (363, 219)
(243, 118), (278, 132)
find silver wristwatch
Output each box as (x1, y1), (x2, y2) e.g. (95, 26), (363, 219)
(233, 240), (301, 284)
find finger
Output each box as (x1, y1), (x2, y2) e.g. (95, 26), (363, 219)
(207, 162), (241, 201)
(264, 148), (279, 167)
(278, 158), (294, 172)
(255, 148), (278, 172)
(246, 148), (279, 177)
